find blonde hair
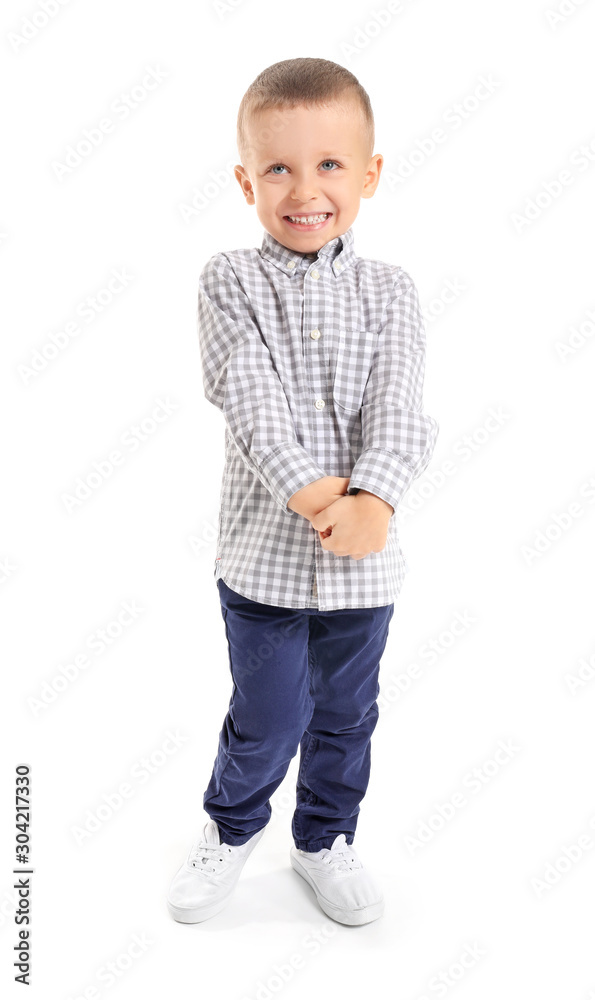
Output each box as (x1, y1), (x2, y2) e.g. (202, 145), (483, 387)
(237, 57), (375, 166)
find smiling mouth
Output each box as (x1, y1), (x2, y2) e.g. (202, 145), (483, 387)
(284, 213), (332, 225)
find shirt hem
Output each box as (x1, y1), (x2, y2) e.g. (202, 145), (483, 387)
(215, 570), (401, 611)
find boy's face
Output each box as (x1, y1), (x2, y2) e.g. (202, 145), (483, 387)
(235, 98), (383, 254)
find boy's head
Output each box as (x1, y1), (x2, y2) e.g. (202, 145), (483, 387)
(234, 58), (383, 254)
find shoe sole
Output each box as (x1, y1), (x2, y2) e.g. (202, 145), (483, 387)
(167, 893), (233, 923)
(290, 850), (384, 926)
(167, 827), (266, 923)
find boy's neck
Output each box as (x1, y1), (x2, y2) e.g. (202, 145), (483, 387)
(268, 232), (339, 259)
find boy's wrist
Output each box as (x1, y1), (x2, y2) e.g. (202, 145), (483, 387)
(353, 489), (394, 517)
(287, 478), (326, 519)
(287, 476), (351, 521)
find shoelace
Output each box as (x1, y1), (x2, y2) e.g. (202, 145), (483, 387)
(188, 842), (232, 876)
(319, 844), (363, 873)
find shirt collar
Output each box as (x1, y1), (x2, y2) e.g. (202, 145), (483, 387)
(259, 226), (356, 278)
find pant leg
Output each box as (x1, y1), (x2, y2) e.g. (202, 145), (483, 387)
(291, 602), (395, 852)
(203, 579), (314, 846)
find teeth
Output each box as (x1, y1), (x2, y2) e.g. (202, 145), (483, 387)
(287, 214), (330, 224)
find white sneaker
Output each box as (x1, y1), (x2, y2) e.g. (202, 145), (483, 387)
(290, 834), (384, 926)
(167, 819), (265, 923)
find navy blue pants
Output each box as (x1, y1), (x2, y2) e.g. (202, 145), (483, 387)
(203, 578), (395, 852)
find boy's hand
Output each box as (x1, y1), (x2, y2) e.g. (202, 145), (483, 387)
(310, 490), (393, 560)
(287, 476), (351, 521)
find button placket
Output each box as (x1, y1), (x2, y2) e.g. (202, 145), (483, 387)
(302, 257), (328, 606)
(303, 260), (329, 405)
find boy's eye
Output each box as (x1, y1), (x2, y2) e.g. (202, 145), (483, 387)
(267, 160), (340, 175)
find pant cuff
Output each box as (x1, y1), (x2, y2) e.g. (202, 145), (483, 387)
(293, 836), (353, 852)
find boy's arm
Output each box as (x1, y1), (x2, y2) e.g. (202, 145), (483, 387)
(198, 253), (328, 516)
(344, 267), (439, 516)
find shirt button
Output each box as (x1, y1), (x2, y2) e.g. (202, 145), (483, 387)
(287, 261), (296, 269)
(310, 269), (320, 280)
(310, 328), (321, 340)
(314, 398), (325, 410)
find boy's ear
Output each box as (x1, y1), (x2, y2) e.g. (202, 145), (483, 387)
(234, 164), (255, 205)
(361, 153), (384, 199)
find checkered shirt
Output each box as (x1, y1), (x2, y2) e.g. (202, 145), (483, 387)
(197, 226), (439, 610)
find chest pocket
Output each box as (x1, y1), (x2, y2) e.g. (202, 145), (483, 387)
(332, 329), (378, 412)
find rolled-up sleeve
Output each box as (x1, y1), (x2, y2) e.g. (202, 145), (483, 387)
(197, 253), (327, 515)
(347, 267), (439, 514)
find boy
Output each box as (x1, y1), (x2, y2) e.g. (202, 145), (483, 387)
(167, 57), (439, 927)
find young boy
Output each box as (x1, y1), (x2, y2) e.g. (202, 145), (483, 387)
(167, 57), (439, 927)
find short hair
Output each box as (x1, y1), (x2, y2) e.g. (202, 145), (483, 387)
(237, 57), (375, 167)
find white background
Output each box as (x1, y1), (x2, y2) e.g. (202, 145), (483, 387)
(2, 0), (595, 997)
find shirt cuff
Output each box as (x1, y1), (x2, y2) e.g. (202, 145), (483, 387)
(347, 448), (415, 516)
(257, 443), (328, 515)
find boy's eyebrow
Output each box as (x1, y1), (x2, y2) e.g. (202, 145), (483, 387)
(260, 151), (355, 162)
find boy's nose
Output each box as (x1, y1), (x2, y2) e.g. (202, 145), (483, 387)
(289, 179), (319, 202)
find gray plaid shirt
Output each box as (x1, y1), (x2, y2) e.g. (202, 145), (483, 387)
(197, 226), (439, 610)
